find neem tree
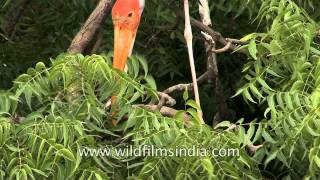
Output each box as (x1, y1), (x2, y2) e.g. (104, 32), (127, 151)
(0, 0), (320, 179)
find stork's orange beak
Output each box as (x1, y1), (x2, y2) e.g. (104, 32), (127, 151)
(113, 26), (136, 70)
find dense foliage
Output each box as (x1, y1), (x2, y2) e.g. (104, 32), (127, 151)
(0, 54), (259, 179)
(237, 0), (320, 178)
(1, 0), (320, 179)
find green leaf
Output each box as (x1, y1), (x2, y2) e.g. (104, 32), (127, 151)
(58, 148), (76, 162)
(35, 62), (46, 72)
(284, 93), (293, 110)
(187, 108), (201, 125)
(246, 123), (256, 141)
(2, 0), (12, 8)
(249, 84), (264, 99)
(137, 56), (148, 77)
(31, 168), (48, 177)
(94, 173), (103, 180)
(144, 75), (157, 90)
(265, 150), (278, 166)
(306, 124), (320, 137)
(240, 33), (256, 41)
(313, 156), (320, 168)
(257, 77), (273, 91)
(201, 158), (213, 175)
(248, 39), (258, 60)
(262, 130), (276, 144)
(183, 88), (189, 101)
(24, 86), (33, 109)
(186, 100), (201, 112)
(243, 89), (256, 104)
(214, 121), (231, 129)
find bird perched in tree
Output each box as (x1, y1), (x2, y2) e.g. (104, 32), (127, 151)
(110, 0), (145, 125)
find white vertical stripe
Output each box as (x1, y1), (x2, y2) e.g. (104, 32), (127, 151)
(139, 0), (145, 14)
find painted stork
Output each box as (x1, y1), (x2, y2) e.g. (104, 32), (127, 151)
(112, 0), (145, 70)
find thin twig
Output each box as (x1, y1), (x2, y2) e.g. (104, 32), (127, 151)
(163, 1), (247, 53)
(157, 72), (208, 110)
(156, 92), (176, 110)
(162, 72), (208, 94)
(247, 144), (263, 154)
(133, 104), (191, 127)
(105, 91), (176, 110)
(171, 8), (246, 54)
(211, 41), (232, 53)
(226, 38), (248, 45)
(188, 16), (245, 53)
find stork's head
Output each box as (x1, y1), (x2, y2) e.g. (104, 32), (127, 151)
(112, 0), (145, 70)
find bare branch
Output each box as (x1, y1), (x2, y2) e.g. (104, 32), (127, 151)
(68, 0), (112, 53)
(247, 144), (263, 154)
(188, 16), (245, 53)
(133, 104), (191, 127)
(211, 41), (232, 53)
(162, 72), (208, 94)
(166, 6), (246, 54)
(105, 91), (176, 111)
(197, 0), (230, 125)
(226, 38), (248, 45)
(156, 92), (176, 111)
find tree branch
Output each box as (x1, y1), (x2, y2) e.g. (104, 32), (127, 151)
(164, 2), (247, 54)
(162, 72), (208, 94)
(156, 92), (176, 110)
(197, 0), (230, 125)
(211, 41), (232, 53)
(188, 16), (245, 53)
(68, 0), (112, 53)
(133, 104), (191, 127)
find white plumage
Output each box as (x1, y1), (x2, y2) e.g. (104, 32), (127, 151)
(139, 0), (145, 14)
